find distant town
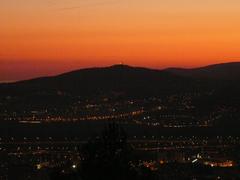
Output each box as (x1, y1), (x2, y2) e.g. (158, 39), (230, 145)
(1, 63), (240, 179)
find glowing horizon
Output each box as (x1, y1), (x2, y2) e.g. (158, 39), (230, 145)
(1, 0), (240, 81)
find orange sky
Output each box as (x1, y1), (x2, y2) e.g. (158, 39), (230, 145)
(1, 0), (240, 81)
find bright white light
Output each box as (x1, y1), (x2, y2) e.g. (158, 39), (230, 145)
(192, 159), (198, 163)
(72, 164), (77, 169)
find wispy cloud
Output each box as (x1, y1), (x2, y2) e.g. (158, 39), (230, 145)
(58, 0), (121, 11)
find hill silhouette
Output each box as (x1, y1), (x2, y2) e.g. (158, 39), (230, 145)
(0, 64), (196, 97)
(1, 62), (240, 132)
(0, 62), (239, 100)
(165, 62), (240, 80)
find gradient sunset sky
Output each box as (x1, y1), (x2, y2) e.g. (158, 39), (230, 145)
(1, 0), (240, 81)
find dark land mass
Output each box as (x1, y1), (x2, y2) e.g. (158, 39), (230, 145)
(165, 62), (240, 80)
(1, 62), (240, 137)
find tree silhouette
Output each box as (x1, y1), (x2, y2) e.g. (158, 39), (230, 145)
(80, 122), (137, 180)
(50, 122), (157, 180)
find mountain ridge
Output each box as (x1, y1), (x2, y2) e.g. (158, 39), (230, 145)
(1, 62), (240, 85)
(165, 62), (240, 80)
(1, 62), (240, 128)
(0, 62), (240, 96)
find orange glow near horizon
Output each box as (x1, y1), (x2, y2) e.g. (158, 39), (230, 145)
(1, 0), (240, 81)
